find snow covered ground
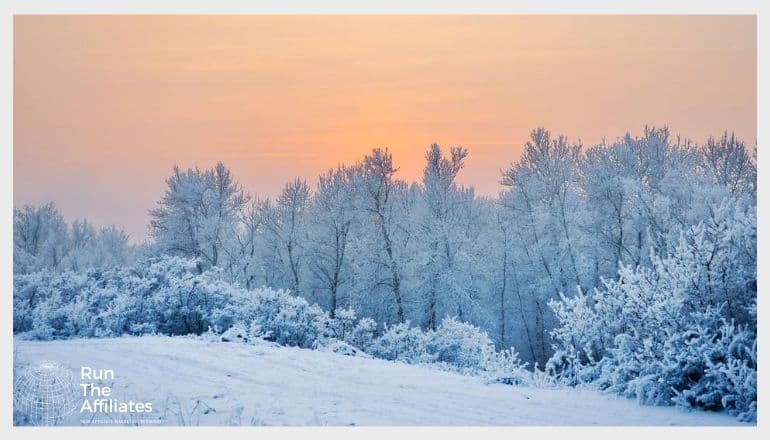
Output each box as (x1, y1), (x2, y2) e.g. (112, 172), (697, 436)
(13, 336), (744, 426)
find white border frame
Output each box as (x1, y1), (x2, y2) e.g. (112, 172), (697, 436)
(1, 2), (763, 440)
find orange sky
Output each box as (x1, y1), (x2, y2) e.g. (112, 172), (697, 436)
(14, 15), (756, 240)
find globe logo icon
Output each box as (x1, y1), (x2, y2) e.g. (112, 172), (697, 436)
(14, 361), (80, 426)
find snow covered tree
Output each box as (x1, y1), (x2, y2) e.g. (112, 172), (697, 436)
(92, 225), (133, 267)
(256, 178), (311, 296)
(13, 202), (69, 273)
(65, 219), (97, 268)
(307, 166), (359, 316)
(150, 162), (247, 270)
(353, 148), (409, 324)
(232, 198), (265, 289)
(417, 143), (473, 329)
(701, 132), (756, 196)
(14, 203), (134, 274)
(499, 127), (588, 364)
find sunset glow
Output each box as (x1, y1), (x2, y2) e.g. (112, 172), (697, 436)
(14, 15), (756, 239)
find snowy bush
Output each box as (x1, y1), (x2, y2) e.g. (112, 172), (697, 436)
(14, 270), (90, 334)
(211, 286), (329, 349)
(29, 295), (69, 339)
(428, 317), (529, 379)
(12, 256), (533, 382)
(590, 309), (757, 421)
(427, 317), (495, 370)
(668, 313), (756, 421)
(14, 257), (226, 339)
(369, 322), (435, 364)
(14, 255), (342, 349)
(547, 200), (756, 420)
(346, 317), (377, 351)
(480, 348), (531, 385)
(326, 308), (357, 341)
(364, 317), (528, 379)
(268, 298), (328, 348)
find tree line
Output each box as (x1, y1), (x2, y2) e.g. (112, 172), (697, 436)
(14, 126), (756, 367)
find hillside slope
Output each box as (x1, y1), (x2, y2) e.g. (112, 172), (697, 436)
(14, 336), (742, 426)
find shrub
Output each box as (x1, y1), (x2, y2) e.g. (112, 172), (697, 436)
(268, 297), (328, 348)
(668, 314), (756, 421)
(547, 201), (756, 420)
(326, 308), (357, 341)
(369, 322), (435, 364)
(347, 317), (377, 351)
(427, 317), (496, 370)
(212, 286), (329, 348)
(13, 255), (531, 385)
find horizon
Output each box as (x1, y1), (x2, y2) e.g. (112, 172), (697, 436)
(14, 15), (757, 240)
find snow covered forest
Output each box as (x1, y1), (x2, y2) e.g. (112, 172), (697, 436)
(13, 126), (757, 422)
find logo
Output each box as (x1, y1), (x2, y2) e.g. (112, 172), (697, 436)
(14, 361), (80, 426)
(78, 366), (154, 415)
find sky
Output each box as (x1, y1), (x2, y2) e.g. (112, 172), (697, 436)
(14, 15), (756, 241)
